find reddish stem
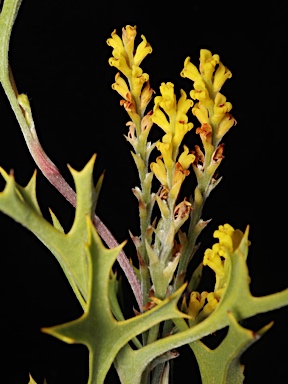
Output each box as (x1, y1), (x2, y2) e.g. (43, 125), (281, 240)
(30, 137), (143, 309)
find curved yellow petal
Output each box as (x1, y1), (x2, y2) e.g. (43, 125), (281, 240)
(199, 49), (220, 80)
(150, 156), (167, 186)
(213, 61), (232, 93)
(133, 34), (152, 66)
(180, 56), (202, 82)
(178, 145), (195, 170)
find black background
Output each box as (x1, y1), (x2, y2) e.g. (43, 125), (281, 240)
(1, 0), (287, 383)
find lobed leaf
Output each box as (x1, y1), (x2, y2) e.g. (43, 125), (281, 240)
(43, 218), (188, 384)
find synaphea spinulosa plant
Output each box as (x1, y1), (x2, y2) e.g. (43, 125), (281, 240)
(0, 1), (287, 383)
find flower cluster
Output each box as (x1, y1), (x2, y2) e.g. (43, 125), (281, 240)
(107, 26), (153, 121)
(150, 83), (195, 199)
(181, 49), (236, 148)
(204, 224), (244, 290)
(183, 224), (245, 324)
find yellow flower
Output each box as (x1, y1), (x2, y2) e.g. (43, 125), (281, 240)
(203, 224), (246, 290)
(190, 80), (211, 105)
(122, 25), (137, 66)
(155, 82), (176, 116)
(177, 89), (194, 114)
(111, 73), (130, 100)
(212, 93), (232, 124)
(108, 26), (151, 99)
(152, 85), (193, 186)
(178, 145), (195, 170)
(108, 54), (131, 78)
(216, 113), (237, 144)
(213, 61), (232, 93)
(202, 288), (225, 316)
(107, 29), (127, 59)
(150, 156), (167, 186)
(213, 223), (244, 252)
(171, 151), (194, 199)
(131, 65), (150, 98)
(203, 245), (225, 278)
(151, 104), (170, 133)
(199, 49), (220, 80)
(192, 102), (210, 125)
(152, 86), (193, 143)
(180, 56), (202, 82)
(187, 291), (208, 320)
(173, 90), (194, 146)
(151, 145), (194, 196)
(173, 122), (193, 148)
(133, 34), (152, 66)
(156, 133), (174, 169)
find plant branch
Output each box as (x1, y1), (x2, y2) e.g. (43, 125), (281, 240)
(0, 0), (142, 309)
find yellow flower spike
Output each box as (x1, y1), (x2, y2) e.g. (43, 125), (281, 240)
(216, 113), (237, 143)
(180, 56), (202, 82)
(133, 34), (152, 66)
(111, 73), (130, 100)
(199, 49), (220, 80)
(121, 25), (137, 66)
(203, 224), (248, 292)
(173, 90), (194, 145)
(213, 61), (232, 93)
(178, 145), (195, 170)
(151, 102), (171, 133)
(212, 93), (233, 124)
(150, 156), (168, 186)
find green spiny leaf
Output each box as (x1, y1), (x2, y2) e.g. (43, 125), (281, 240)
(190, 311), (273, 384)
(112, 225), (288, 375)
(0, 155), (99, 307)
(42, 218), (188, 384)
